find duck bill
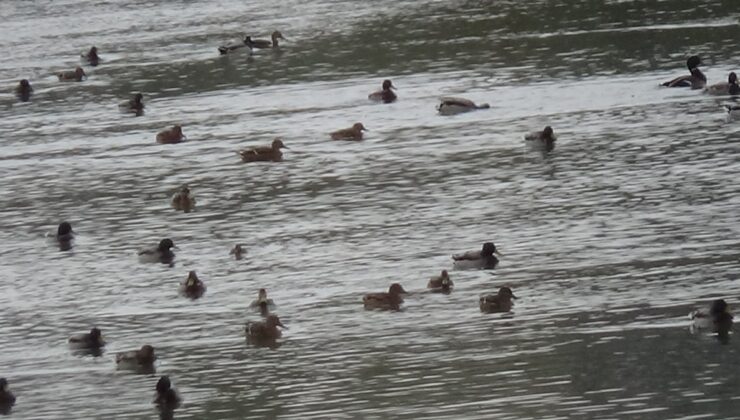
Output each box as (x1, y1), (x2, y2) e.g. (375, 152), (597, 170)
(494, 250), (503, 256)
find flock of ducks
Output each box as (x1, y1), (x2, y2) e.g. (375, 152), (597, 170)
(5, 37), (738, 416)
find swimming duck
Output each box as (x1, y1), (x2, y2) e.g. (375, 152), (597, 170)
(661, 56), (706, 89)
(218, 36), (251, 55)
(230, 244), (244, 260)
(331, 123), (367, 141)
(180, 271), (206, 298)
(58, 66), (86, 82)
(368, 79), (397, 103)
(479, 287), (518, 313)
(120, 93), (144, 116)
(83, 46), (100, 66)
(68, 327), (106, 349)
(156, 125), (186, 144)
(690, 299), (733, 337)
(170, 185), (196, 212)
(245, 314), (286, 340)
(54, 221), (74, 251)
(138, 238), (176, 265)
(15, 79), (32, 102)
(427, 270), (453, 293)
(116, 344), (157, 367)
(437, 97), (490, 115)
(246, 31), (286, 49)
(363, 283), (407, 310)
(249, 288), (275, 308)
(705, 72), (739, 96)
(452, 242), (501, 270)
(153, 376), (181, 409)
(238, 138), (288, 162)
(0, 378), (15, 412)
(524, 126), (557, 152)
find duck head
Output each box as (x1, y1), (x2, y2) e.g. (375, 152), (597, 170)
(19, 79), (30, 88)
(481, 242), (501, 257)
(266, 314), (286, 329)
(272, 138), (288, 150)
(498, 286), (518, 300)
(158, 238), (175, 251)
(710, 299), (729, 316)
(172, 125), (185, 139)
(257, 288), (268, 302)
(180, 185), (190, 195)
(388, 283), (407, 296)
(58, 222), (73, 236)
(382, 79), (395, 91)
(89, 327), (103, 341)
(729, 72), (738, 85)
(75, 67), (86, 80)
(89, 46), (98, 56)
(353, 122), (368, 132)
(140, 345), (156, 360)
(156, 376), (172, 393)
(272, 31), (286, 41)
(440, 270), (451, 285)
(134, 93), (143, 104)
(543, 126), (555, 140)
(0, 378), (8, 392)
(686, 55), (701, 70)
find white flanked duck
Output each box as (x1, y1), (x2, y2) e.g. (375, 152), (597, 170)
(69, 327), (106, 349)
(138, 238), (177, 265)
(368, 80), (397, 103)
(120, 93), (144, 116)
(661, 55), (706, 89)
(452, 242), (501, 270)
(525, 126), (557, 152)
(116, 344), (157, 371)
(705, 72), (739, 96)
(246, 31), (286, 49)
(238, 138), (288, 162)
(437, 97), (490, 115)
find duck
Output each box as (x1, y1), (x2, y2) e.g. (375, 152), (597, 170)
(705, 72), (739, 96)
(238, 138), (288, 162)
(68, 327), (106, 349)
(249, 288), (275, 308)
(170, 185), (196, 212)
(479, 287), (518, 313)
(83, 46), (100, 66)
(116, 344), (157, 367)
(524, 126), (557, 152)
(330, 123), (367, 141)
(427, 270), (453, 293)
(138, 238), (176, 265)
(452, 242), (501, 270)
(0, 378), (15, 407)
(661, 55), (706, 89)
(368, 79), (397, 103)
(230, 244), (244, 260)
(180, 271), (206, 298)
(156, 125), (186, 144)
(120, 93), (144, 116)
(58, 66), (86, 82)
(153, 376), (181, 409)
(246, 31), (286, 49)
(245, 314), (286, 340)
(690, 299), (733, 337)
(15, 79), (32, 102)
(363, 283), (407, 310)
(55, 221), (74, 251)
(437, 97), (490, 115)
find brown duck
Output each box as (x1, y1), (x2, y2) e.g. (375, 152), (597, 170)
(331, 123), (367, 141)
(363, 283), (406, 310)
(238, 138), (288, 162)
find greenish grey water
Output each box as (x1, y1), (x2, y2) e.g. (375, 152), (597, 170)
(2, 0), (740, 418)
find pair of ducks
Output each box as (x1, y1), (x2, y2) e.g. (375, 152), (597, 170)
(367, 79), (490, 115)
(246, 289), (285, 340)
(56, 47), (99, 81)
(662, 55), (739, 95)
(68, 327), (157, 366)
(218, 31), (286, 55)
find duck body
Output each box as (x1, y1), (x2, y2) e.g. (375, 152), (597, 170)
(120, 93), (144, 116)
(154, 376), (181, 409)
(246, 314), (285, 340)
(363, 283), (407, 310)
(55, 221), (74, 251)
(705, 72), (739, 96)
(238, 138), (288, 162)
(15, 79), (32, 102)
(180, 271), (206, 298)
(246, 31), (286, 49)
(138, 238), (176, 264)
(452, 242), (500, 270)
(331, 123), (367, 141)
(69, 327), (106, 349)
(662, 56), (706, 89)
(427, 270), (453, 293)
(437, 97), (490, 115)
(368, 80), (397, 103)
(156, 125), (186, 144)
(116, 345), (157, 367)
(170, 186), (196, 212)
(690, 299), (733, 337)
(480, 287), (518, 313)
(83, 46), (100, 66)
(0, 378), (15, 407)
(524, 126), (556, 152)
(58, 66), (86, 82)
(218, 36), (251, 55)
(230, 244), (244, 260)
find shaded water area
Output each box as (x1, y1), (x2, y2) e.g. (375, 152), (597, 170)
(2, 0), (740, 418)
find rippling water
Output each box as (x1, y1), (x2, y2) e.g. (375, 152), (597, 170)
(2, 0), (740, 418)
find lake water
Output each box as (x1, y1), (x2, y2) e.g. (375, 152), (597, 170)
(2, 0), (740, 418)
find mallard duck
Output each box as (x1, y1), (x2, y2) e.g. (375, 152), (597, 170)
(68, 327), (106, 349)
(156, 125), (186, 144)
(180, 271), (206, 298)
(170, 185), (196, 212)
(330, 123), (367, 141)
(218, 36), (251, 55)
(249, 288), (275, 308)
(662, 56), (706, 89)
(15, 79), (32, 102)
(246, 31), (286, 49)
(116, 344), (156, 366)
(427, 270), (453, 293)
(368, 79), (397, 103)
(138, 238), (176, 264)
(82, 46), (100, 66)
(120, 93), (144, 116)
(58, 66), (86, 82)
(452, 242), (501, 270)
(705, 72), (739, 96)
(437, 97), (490, 115)
(0, 378), (16, 407)
(230, 244), (244, 260)
(479, 287), (518, 313)
(238, 138), (288, 162)
(246, 314), (286, 340)
(524, 126), (556, 152)
(363, 283), (407, 310)
(153, 376), (181, 409)
(690, 299), (733, 337)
